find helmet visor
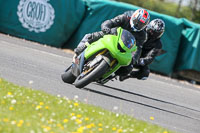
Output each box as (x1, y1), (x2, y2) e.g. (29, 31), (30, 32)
(147, 25), (164, 39)
(132, 18), (147, 31)
(146, 25), (154, 36)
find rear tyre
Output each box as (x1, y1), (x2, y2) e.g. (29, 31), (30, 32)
(74, 60), (109, 88)
(61, 67), (76, 84)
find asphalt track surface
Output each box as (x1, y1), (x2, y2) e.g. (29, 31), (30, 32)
(0, 34), (200, 133)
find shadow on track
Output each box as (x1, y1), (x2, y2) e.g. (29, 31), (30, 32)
(81, 83), (200, 121)
(96, 83), (200, 113)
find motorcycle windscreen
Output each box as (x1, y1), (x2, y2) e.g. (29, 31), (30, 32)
(121, 29), (136, 49)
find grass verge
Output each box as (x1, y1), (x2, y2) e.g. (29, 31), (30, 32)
(0, 78), (175, 133)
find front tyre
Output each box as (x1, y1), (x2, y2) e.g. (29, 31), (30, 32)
(74, 60), (109, 88)
(61, 67), (76, 84)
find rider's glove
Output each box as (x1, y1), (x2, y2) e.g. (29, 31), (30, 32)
(132, 58), (145, 67)
(138, 59), (145, 66)
(74, 42), (90, 55)
(102, 27), (111, 34)
(74, 47), (83, 55)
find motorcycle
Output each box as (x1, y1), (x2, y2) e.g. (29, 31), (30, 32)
(61, 27), (137, 88)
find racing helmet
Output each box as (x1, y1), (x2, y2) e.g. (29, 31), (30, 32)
(146, 19), (165, 39)
(130, 9), (150, 32)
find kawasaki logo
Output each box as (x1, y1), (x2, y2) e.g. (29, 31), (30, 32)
(17, 0), (55, 33)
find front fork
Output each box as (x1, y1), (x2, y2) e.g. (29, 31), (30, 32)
(71, 51), (85, 77)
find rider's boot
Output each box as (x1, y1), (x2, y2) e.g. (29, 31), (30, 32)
(119, 71), (138, 81)
(97, 73), (116, 84)
(119, 74), (131, 81)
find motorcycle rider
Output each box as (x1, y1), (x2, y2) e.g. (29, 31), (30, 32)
(119, 18), (166, 81)
(74, 9), (150, 64)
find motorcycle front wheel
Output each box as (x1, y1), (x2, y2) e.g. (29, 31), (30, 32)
(61, 66), (76, 84)
(74, 60), (109, 88)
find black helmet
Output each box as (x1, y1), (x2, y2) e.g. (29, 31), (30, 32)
(146, 19), (165, 39)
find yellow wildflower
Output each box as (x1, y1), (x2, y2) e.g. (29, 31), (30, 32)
(76, 119), (82, 124)
(150, 116), (155, 120)
(17, 120), (24, 127)
(17, 123), (22, 127)
(63, 119), (69, 123)
(163, 131), (168, 133)
(71, 113), (75, 116)
(98, 123), (103, 127)
(7, 92), (12, 95)
(9, 107), (14, 111)
(86, 125), (92, 129)
(90, 123), (95, 127)
(74, 103), (79, 106)
(36, 105), (42, 110)
(77, 126), (84, 133)
(117, 129), (123, 133)
(85, 117), (89, 121)
(40, 102), (44, 105)
(98, 128), (103, 131)
(45, 126), (51, 131)
(19, 120), (24, 124)
(45, 106), (49, 109)
(112, 127), (117, 131)
(77, 114), (82, 118)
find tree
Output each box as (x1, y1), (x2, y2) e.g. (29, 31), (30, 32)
(176, 0), (183, 17)
(190, 0), (199, 21)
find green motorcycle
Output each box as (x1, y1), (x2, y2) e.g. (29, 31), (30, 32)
(61, 27), (137, 88)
